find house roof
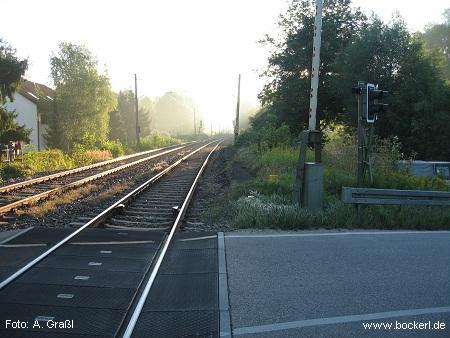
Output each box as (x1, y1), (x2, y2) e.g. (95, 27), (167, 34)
(18, 80), (54, 104)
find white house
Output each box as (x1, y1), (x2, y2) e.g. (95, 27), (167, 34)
(3, 80), (54, 151)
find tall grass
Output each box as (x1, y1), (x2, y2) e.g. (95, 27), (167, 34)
(226, 127), (450, 229)
(232, 195), (450, 230)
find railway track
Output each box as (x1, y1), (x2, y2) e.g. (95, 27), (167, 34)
(0, 139), (223, 337)
(0, 142), (199, 216)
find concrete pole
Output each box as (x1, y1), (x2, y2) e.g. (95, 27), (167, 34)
(294, 0), (324, 209)
(308, 0), (323, 131)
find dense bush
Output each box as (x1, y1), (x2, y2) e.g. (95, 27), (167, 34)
(138, 132), (182, 150)
(70, 144), (94, 166)
(0, 149), (71, 180)
(100, 139), (125, 157)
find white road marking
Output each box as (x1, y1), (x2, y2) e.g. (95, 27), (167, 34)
(233, 306), (450, 335)
(0, 243), (47, 247)
(74, 275), (90, 280)
(227, 231), (450, 239)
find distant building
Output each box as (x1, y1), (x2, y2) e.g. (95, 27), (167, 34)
(3, 80), (54, 151)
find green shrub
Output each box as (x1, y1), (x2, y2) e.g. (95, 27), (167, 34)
(372, 172), (450, 191)
(0, 149), (73, 180)
(100, 140), (125, 157)
(22, 149), (71, 172)
(138, 132), (182, 151)
(70, 144), (93, 166)
(235, 129), (259, 148)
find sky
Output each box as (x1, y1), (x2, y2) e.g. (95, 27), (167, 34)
(1, 0), (447, 131)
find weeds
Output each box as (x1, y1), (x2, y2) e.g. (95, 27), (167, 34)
(231, 195), (450, 230)
(224, 127), (450, 229)
(18, 184), (96, 218)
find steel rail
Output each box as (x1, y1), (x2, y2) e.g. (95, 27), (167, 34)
(0, 142), (194, 194)
(0, 140), (217, 290)
(0, 144), (190, 215)
(122, 140), (222, 338)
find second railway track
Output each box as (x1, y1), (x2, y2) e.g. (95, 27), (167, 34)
(0, 139), (224, 337)
(0, 142), (202, 216)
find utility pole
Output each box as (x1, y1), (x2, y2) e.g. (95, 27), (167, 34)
(134, 74), (140, 147)
(234, 74), (241, 142)
(293, 0), (324, 209)
(210, 121), (213, 137)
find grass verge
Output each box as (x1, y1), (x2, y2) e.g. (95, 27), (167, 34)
(212, 138), (450, 230)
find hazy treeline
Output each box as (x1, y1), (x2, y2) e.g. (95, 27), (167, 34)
(0, 39), (206, 153)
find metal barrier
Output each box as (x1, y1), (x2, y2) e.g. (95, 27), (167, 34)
(341, 187), (450, 206)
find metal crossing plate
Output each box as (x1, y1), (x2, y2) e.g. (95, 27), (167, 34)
(5, 228), (74, 245)
(159, 248), (218, 274)
(0, 303), (125, 336)
(18, 267), (145, 288)
(131, 310), (218, 338)
(0, 267), (15, 281)
(0, 330), (93, 338)
(54, 244), (158, 260)
(143, 273), (218, 311)
(0, 247), (47, 267)
(131, 232), (219, 337)
(171, 237), (217, 250)
(0, 283), (135, 309)
(37, 255), (149, 272)
(71, 229), (165, 243)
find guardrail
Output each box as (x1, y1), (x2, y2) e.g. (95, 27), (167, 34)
(341, 187), (450, 206)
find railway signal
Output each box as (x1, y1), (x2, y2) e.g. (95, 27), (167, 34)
(365, 83), (388, 123)
(354, 81), (389, 187)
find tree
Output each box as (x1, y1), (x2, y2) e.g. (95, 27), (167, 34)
(0, 39), (28, 104)
(0, 107), (30, 146)
(47, 42), (116, 150)
(113, 90), (135, 144)
(109, 91), (152, 144)
(420, 8), (450, 80)
(332, 15), (412, 125)
(334, 15), (450, 160)
(108, 109), (126, 141)
(139, 96), (154, 138)
(259, 0), (366, 135)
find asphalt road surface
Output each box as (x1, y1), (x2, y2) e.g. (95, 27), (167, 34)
(224, 231), (450, 337)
